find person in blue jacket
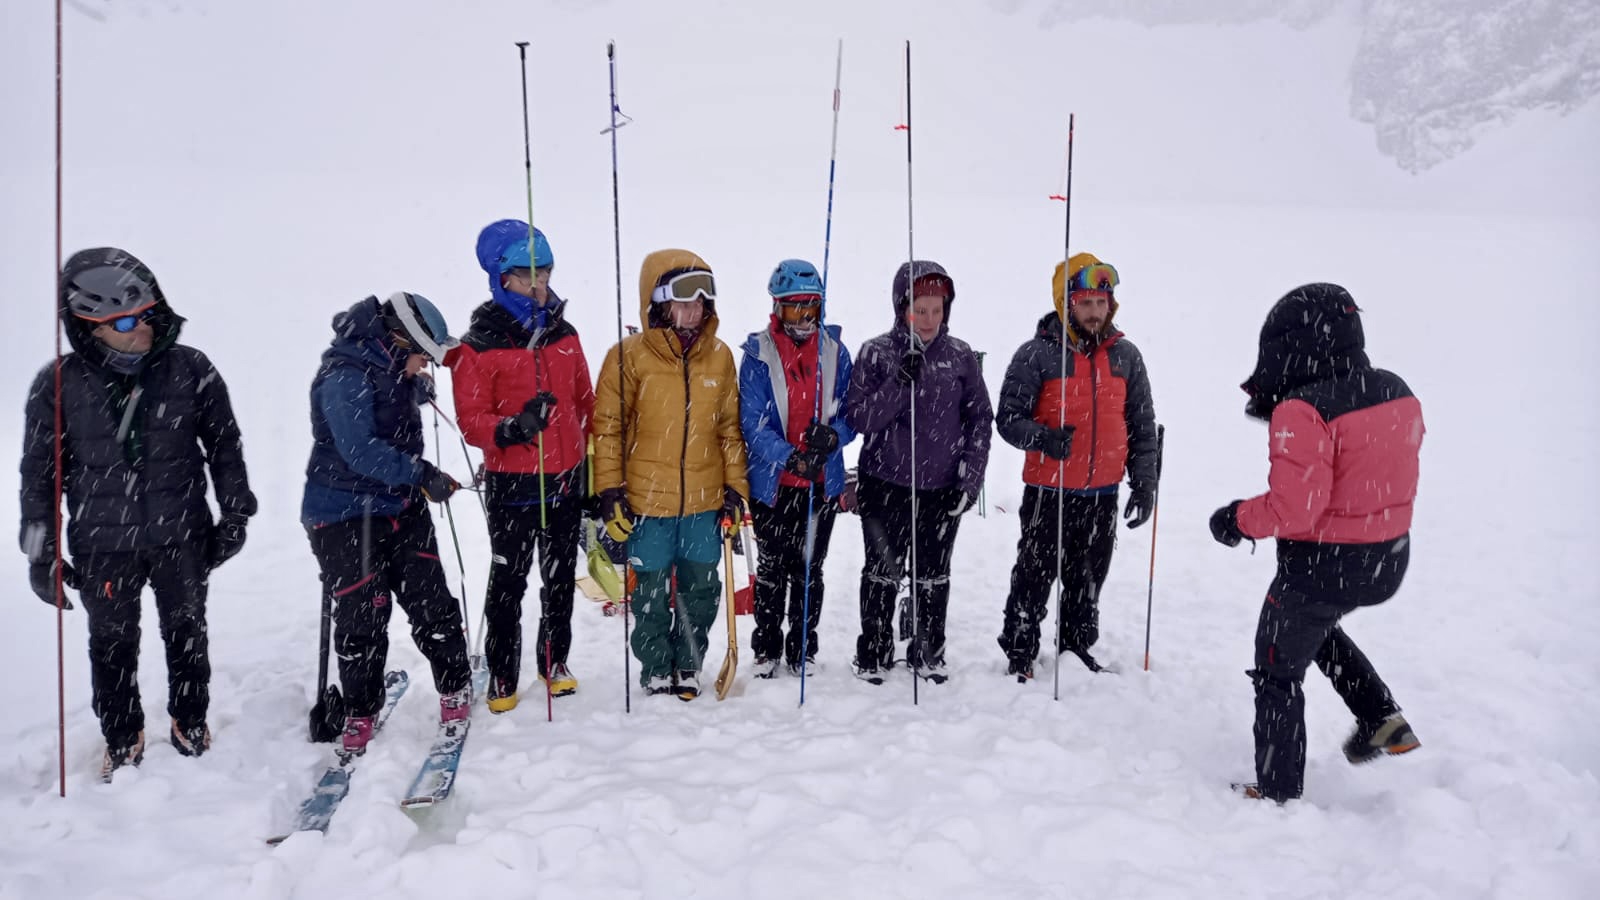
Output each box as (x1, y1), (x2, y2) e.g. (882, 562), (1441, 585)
(738, 259), (856, 678)
(301, 292), (472, 755)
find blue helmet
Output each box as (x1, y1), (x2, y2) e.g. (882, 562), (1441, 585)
(767, 259), (823, 298)
(381, 291), (459, 363)
(499, 228), (554, 271)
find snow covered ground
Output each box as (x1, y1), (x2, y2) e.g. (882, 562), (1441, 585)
(1, 2), (1597, 899)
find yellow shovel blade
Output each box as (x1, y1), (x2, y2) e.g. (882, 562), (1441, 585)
(586, 545), (624, 601)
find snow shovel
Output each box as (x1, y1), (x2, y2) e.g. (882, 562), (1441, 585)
(714, 516), (739, 701)
(585, 518), (625, 602)
(308, 587), (345, 743)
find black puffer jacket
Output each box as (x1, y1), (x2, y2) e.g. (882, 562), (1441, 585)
(19, 248), (256, 556)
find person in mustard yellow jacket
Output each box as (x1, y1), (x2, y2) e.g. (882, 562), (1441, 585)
(592, 249), (750, 700)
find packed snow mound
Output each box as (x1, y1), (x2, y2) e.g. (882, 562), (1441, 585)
(1354, 0), (1600, 171)
(1009, 0), (1600, 171)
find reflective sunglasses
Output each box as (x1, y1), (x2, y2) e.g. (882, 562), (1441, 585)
(776, 295), (822, 327)
(108, 307), (155, 333)
(650, 270), (716, 305)
(1069, 262), (1119, 293)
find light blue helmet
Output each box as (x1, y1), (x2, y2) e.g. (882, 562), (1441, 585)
(767, 258), (824, 298)
(499, 228), (555, 271)
(382, 291), (459, 363)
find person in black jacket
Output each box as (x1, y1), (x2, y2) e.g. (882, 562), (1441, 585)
(19, 247), (257, 781)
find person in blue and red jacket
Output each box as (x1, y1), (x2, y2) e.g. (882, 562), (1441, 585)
(1210, 283), (1425, 804)
(452, 220), (595, 711)
(738, 259), (856, 679)
(995, 253), (1159, 679)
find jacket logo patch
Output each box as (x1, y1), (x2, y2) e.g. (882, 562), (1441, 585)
(702, 378), (718, 388)
(1272, 428), (1295, 452)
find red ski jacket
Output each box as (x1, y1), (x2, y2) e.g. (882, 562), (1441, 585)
(451, 298), (594, 481)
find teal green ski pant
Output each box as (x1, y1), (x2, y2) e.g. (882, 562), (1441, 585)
(629, 512), (723, 684)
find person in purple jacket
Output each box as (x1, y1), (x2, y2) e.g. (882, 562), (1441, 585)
(845, 260), (993, 684)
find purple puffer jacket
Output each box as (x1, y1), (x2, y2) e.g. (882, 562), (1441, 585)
(845, 260), (993, 496)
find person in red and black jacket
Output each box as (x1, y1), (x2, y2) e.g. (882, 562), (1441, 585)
(1211, 283), (1425, 804)
(995, 253), (1158, 679)
(453, 219), (596, 711)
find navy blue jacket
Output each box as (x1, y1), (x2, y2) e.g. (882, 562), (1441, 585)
(301, 297), (435, 527)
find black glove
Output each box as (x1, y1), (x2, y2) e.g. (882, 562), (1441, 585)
(493, 416), (533, 448)
(493, 392), (556, 447)
(1038, 427), (1073, 460)
(21, 520), (77, 608)
(721, 486), (747, 528)
(417, 461), (461, 503)
(896, 348), (924, 385)
(518, 392), (555, 434)
(206, 514), (249, 571)
(1209, 500), (1246, 547)
(783, 449), (827, 482)
(28, 560), (78, 609)
(1124, 488), (1156, 529)
(802, 422), (840, 457)
(598, 487), (635, 543)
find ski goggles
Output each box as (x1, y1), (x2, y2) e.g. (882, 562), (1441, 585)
(1069, 262), (1119, 293)
(106, 307), (156, 333)
(775, 294), (822, 327)
(650, 270), (716, 305)
(78, 302), (156, 332)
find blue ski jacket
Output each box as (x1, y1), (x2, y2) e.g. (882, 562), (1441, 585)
(738, 322), (856, 507)
(301, 296), (436, 527)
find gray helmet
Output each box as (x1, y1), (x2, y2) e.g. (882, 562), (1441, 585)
(62, 249), (160, 323)
(380, 291), (459, 364)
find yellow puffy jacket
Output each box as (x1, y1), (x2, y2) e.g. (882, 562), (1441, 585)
(592, 249), (749, 518)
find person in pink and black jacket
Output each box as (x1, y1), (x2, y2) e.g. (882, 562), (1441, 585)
(1210, 283), (1425, 804)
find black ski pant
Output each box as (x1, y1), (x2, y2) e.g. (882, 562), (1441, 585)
(484, 497), (581, 685)
(308, 503), (470, 718)
(855, 474), (963, 671)
(75, 546), (211, 748)
(997, 486), (1117, 665)
(750, 484), (839, 666)
(1251, 535), (1409, 802)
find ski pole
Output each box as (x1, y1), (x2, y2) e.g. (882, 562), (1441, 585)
(443, 423), (490, 663)
(901, 39), (920, 708)
(1142, 424), (1165, 672)
(429, 388), (477, 670)
(52, 0), (68, 798)
(1052, 113), (1075, 703)
(798, 38), (844, 707)
(975, 350), (987, 518)
(603, 40), (634, 714)
(515, 41), (549, 529)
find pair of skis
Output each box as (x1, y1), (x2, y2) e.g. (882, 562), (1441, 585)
(266, 671), (469, 844)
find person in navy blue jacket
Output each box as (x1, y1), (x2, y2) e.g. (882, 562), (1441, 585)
(301, 292), (472, 755)
(738, 260), (856, 678)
